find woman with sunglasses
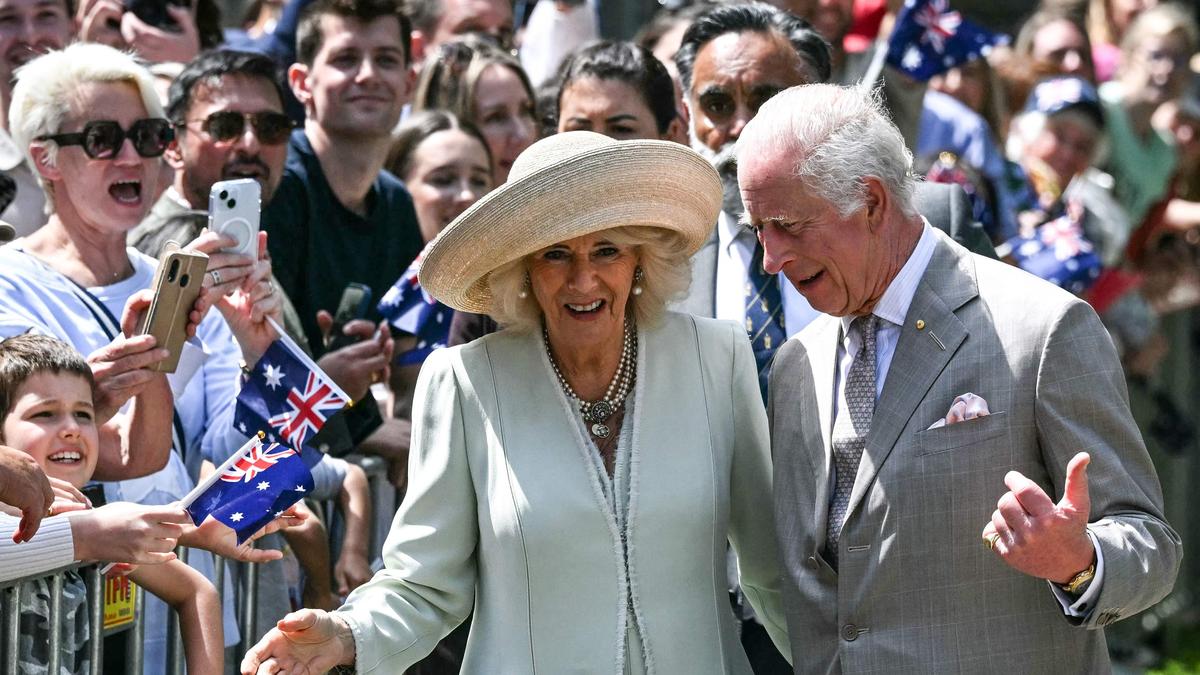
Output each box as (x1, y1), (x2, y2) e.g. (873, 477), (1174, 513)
(0, 43), (290, 671)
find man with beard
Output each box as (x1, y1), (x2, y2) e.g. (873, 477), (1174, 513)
(672, 2), (832, 399)
(0, 0), (72, 235)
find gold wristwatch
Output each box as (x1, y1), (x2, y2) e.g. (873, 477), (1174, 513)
(1059, 564), (1096, 595)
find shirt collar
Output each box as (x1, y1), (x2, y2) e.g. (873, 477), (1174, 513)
(840, 218), (937, 335)
(717, 208), (752, 251)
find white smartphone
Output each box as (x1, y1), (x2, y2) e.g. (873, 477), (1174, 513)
(208, 178), (261, 258)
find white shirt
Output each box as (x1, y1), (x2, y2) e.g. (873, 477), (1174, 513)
(0, 513), (74, 583)
(715, 210), (820, 336)
(829, 221), (1103, 617)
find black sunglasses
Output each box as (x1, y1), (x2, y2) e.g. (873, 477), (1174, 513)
(37, 119), (174, 160)
(188, 111), (295, 145)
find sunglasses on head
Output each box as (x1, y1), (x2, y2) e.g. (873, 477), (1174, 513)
(189, 111), (295, 145)
(37, 119), (174, 160)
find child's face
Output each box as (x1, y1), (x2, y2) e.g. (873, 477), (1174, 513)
(2, 372), (98, 488)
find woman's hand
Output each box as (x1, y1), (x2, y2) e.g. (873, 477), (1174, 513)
(47, 477), (91, 516)
(120, 3), (200, 64)
(240, 609), (356, 674)
(87, 290), (171, 422)
(215, 232), (282, 365)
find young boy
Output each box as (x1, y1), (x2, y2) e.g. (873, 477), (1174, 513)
(0, 333), (223, 674)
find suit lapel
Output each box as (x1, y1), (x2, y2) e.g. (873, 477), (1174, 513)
(845, 232), (978, 518)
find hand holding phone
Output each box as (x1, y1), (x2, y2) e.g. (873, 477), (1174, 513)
(140, 248), (208, 373)
(208, 178), (261, 259)
(326, 283), (373, 352)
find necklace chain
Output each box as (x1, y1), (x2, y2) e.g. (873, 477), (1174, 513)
(545, 319), (637, 438)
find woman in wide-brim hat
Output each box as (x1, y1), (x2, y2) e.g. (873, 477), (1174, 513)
(243, 131), (791, 674)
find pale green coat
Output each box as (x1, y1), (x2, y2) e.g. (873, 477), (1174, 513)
(337, 312), (790, 673)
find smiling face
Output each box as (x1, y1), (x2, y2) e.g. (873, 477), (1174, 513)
(528, 232), (639, 351)
(473, 63), (535, 184)
(687, 30), (817, 155)
(173, 74), (290, 208)
(740, 148), (891, 317)
(558, 76), (665, 141)
(41, 81), (166, 235)
(403, 128), (492, 241)
(0, 0), (69, 91)
(1121, 31), (1191, 107)
(294, 14), (410, 138)
(2, 371), (98, 489)
(1025, 112), (1101, 186)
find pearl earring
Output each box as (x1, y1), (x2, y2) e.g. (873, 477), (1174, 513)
(632, 267), (644, 296)
(519, 272), (530, 299)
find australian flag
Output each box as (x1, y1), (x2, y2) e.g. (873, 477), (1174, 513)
(378, 253), (453, 366)
(1003, 210), (1102, 295)
(185, 440), (314, 543)
(234, 337), (349, 454)
(885, 0), (1008, 81)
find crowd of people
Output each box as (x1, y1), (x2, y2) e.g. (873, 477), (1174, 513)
(0, 0), (1195, 672)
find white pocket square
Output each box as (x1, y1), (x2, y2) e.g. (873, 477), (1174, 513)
(928, 392), (990, 430)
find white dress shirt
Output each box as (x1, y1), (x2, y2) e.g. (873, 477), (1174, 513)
(830, 220), (1104, 616)
(715, 210), (820, 336)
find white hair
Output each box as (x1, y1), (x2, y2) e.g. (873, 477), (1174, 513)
(738, 84), (917, 218)
(10, 43), (164, 214)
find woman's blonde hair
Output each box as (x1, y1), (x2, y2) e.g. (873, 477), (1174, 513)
(411, 35), (534, 125)
(486, 226), (693, 333)
(10, 43), (164, 214)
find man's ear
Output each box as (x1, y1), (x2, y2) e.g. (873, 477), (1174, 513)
(28, 143), (60, 182)
(164, 137), (185, 171)
(863, 176), (889, 231)
(287, 63), (312, 109)
(663, 115), (687, 145)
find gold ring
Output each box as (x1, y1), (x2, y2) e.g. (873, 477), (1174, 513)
(371, 371), (382, 384)
(983, 533), (1001, 551)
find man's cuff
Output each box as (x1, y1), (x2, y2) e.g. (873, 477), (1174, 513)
(1049, 530), (1104, 618)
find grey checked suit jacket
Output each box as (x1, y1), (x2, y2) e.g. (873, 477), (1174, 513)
(769, 229), (1181, 675)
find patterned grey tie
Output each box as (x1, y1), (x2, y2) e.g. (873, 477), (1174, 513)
(825, 314), (880, 569)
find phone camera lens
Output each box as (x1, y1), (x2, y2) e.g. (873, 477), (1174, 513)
(228, 199), (237, 209)
(219, 190), (228, 200)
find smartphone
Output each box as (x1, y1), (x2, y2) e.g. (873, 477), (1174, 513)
(140, 248), (209, 373)
(326, 283), (373, 352)
(124, 0), (188, 31)
(208, 178), (261, 259)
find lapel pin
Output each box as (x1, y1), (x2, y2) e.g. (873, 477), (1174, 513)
(915, 319), (925, 331)
(928, 330), (946, 351)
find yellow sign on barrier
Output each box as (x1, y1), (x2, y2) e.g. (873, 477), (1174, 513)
(103, 575), (137, 631)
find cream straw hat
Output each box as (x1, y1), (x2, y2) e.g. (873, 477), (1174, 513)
(418, 130), (721, 314)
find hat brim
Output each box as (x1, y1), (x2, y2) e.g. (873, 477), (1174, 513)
(419, 139), (721, 314)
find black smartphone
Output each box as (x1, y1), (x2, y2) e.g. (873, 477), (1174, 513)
(124, 0), (188, 32)
(326, 283), (373, 352)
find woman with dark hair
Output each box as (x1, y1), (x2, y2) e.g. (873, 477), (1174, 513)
(413, 36), (538, 185)
(554, 40), (685, 143)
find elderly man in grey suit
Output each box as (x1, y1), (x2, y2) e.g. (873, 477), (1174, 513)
(738, 83), (1182, 674)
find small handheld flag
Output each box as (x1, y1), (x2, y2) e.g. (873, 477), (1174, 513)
(885, 0), (1008, 82)
(182, 433), (315, 544)
(378, 253), (453, 366)
(235, 321), (351, 453)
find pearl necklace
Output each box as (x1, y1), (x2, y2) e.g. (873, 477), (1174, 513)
(545, 319), (637, 439)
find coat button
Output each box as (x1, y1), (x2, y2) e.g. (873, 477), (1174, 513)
(806, 556), (818, 570)
(841, 624), (859, 641)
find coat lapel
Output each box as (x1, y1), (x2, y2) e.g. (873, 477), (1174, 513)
(845, 231), (979, 518)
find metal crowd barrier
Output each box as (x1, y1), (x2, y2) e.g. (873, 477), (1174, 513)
(0, 454), (399, 675)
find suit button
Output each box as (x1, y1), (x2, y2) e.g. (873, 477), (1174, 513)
(841, 624), (859, 641)
(806, 556), (818, 570)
